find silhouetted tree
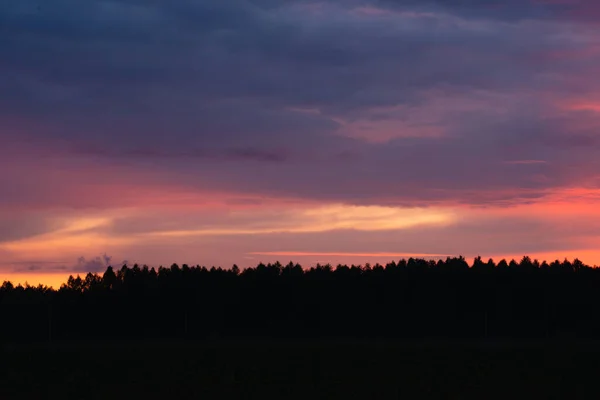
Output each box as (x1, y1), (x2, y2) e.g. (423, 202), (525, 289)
(102, 266), (117, 289)
(1, 256), (600, 341)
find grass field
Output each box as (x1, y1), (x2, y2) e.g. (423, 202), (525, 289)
(2, 339), (599, 399)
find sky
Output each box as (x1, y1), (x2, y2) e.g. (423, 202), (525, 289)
(2, 0), (600, 287)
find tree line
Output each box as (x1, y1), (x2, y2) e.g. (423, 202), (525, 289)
(1, 256), (599, 342)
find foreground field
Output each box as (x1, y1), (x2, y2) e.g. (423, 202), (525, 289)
(2, 339), (599, 399)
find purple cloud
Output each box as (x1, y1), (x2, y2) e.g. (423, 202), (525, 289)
(2, 0), (600, 207)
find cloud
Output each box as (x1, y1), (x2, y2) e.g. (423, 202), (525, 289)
(88, 200), (600, 269)
(13, 254), (127, 274)
(102, 203), (455, 238)
(5, 189), (600, 274)
(74, 254), (113, 273)
(3, 0), (600, 208)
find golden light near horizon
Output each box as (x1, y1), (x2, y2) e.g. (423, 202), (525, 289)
(0, 272), (72, 289)
(141, 204), (457, 237)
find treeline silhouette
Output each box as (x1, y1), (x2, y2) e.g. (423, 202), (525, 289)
(2, 256), (600, 342)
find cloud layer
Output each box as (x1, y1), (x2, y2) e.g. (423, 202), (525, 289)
(2, 0), (600, 280)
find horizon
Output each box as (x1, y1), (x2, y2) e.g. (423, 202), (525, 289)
(3, 253), (600, 289)
(3, 1), (600, 289)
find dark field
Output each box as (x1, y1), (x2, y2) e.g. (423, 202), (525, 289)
(2, 339), (599, 399)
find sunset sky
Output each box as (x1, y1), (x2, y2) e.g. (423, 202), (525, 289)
(3, 0), (600, 287)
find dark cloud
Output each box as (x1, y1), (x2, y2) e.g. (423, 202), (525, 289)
(2, 0), (600, 206)
(73, 144), (292, 163)
(374, 0), (600, 22)
(14, 254), (127, 274)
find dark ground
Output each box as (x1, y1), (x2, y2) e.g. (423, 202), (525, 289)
(1, 339), (599, 399)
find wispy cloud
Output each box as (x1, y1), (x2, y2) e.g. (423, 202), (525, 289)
(504, 160), (548, 165)
(247, 251), (450, 258)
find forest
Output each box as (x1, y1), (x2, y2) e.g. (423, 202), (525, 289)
(1, 256), (600, 342)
